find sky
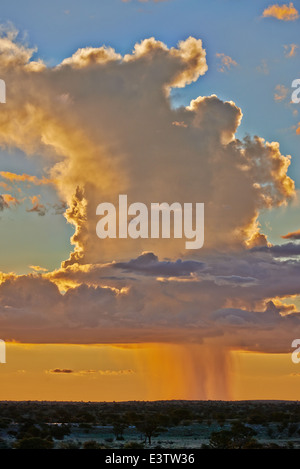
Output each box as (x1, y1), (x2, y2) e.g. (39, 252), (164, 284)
(0, 0), (300, 401)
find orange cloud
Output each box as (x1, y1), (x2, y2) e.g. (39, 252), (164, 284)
(282, 229), (300, 239)
(1, 194), (19, 206)
(26, 195), (47, 216)
(216, 53), (238, 72)
(0, 171), (52, 186)
(284, 43), (298, 57)
(274, 84), (289, 101)
(262, 3), (299, 21)
(29, 265), (49, 272)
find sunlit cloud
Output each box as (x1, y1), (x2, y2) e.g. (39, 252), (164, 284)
(216, 53), (238, 73)
(262, 3), (299, 21)
(284, 43), (298, 57)
(26, 195), (47, 216)
(29, 265), (49, 272)
(282, 229), (300, 239)
(0, 171), (53, 186)
(274, 84), (289, 101)
(0, 25), (297, 362)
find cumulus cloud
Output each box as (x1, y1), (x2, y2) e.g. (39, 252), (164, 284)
(59, 46), (122, 68)
(0, 27), (298, 355)
(262, 3), (299, 21)
(0, 28), (295, 265)
(0, 248), (300, 352)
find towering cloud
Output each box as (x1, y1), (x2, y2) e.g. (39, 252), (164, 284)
(0, 26), (298, 354)
(262, 3), (299, 21)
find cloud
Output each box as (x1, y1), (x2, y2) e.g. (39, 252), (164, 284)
(47, 368), (134, 376)
(1, 194), (19, 207)
(216, 53), (238, 73)
(59, 46), (122, 69)
(26, 196), (47, 216)
(114, 252), (205, 277)
(284, 43), (298, 57)
(0, 27), (298, 356)
(1, 248), (300, 352)
(281, 229), (300, 240)
(0, 195), (9, 211)
(29, 265), (49, 272)
(0, 171), (52, 186)
(262, 3), (299, 21)
(252, 242), (300, 257)
(274, 84), (289, 101)
(0, 28), (295, 266)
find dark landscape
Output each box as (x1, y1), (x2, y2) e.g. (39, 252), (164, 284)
(1, 400), (300, 449)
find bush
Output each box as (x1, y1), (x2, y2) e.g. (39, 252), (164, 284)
(14, 437), (54, 449)
(83, 440), (104, 449)
(58, 440), (81, 449)
(123, 441), (144, 449)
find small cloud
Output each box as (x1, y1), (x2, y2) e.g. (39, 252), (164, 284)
(282, 229), (300, 240)
(29, 265), (49, 272)
(216, 53), (237, 73)
(1, 194), (19, 207)
(26, 195), (47, 216)
(274, 84), (289, 101)
(0, 171), (52, 186)
(262, 3), (299, 21)
(172, 121), (187, 128)
(284, 43), (298, 57)
(0, 195), (9, 211)
(52, 201), (67, 215)
(47, 368), (135, 376)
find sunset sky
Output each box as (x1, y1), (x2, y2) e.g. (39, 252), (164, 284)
(0, 0), (300, 401)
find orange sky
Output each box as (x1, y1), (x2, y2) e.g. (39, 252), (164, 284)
(1, 343), (299, 402)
